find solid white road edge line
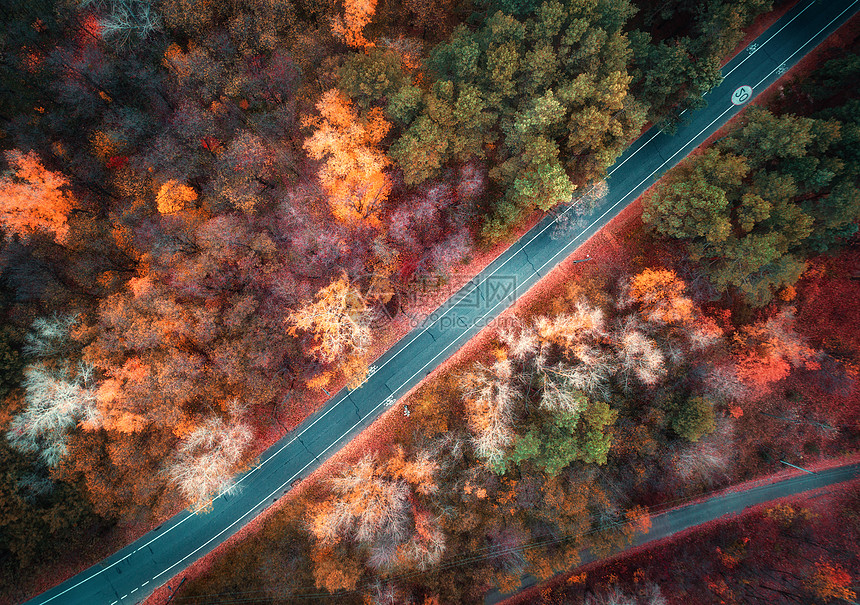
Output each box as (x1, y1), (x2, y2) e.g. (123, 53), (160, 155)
(32, 1), (855, 601)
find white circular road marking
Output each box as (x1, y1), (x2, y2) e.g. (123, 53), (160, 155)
(731, 85), (754, 105)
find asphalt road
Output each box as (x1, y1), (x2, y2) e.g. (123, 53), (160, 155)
(24, 1), (860, 603)
(485, 462), (860, 604)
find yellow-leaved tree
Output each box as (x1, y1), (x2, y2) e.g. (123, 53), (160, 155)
(625, 268), (695, 325)
(287, 276), (372, 386)
(155, 179), (198, 214)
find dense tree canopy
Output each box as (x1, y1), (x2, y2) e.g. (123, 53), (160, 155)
(385, 0), (650, 235)
(644, 106), (860, 306)
(0, 0), (850, 598)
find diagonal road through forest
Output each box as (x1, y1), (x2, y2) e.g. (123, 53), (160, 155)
(24, 0), (860, 603)
(485, 462), (860, 604)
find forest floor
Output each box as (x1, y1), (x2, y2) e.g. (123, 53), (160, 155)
(137, 6), (860, 605)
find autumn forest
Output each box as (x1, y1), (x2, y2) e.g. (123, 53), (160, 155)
(0, 0), (858, 603)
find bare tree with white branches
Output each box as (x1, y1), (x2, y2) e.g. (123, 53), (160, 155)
(585, 583), (667, 605)
(703, 362), (750, 402)
(461, 359), (518, 470)
(672, 417), (734, 486)
(498, 320), (540, 360)
(537, 365), (589, 416)
(612, 317), (666, 389)
(535, 301), (607, 348)
(500, 306), (612, 399)
(79, 0), (162, 46)
(165, 404), (253, 509)
(6, 361), (100, 467)
(23, 314), (79, 359)
(308, 451), (444, 573)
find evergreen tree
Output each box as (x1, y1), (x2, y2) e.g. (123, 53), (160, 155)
(644, 107), (860, 306)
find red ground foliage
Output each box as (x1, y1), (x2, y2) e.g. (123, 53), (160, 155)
(795, 248), (860, 357)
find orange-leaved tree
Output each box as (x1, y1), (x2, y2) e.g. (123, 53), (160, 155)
(155, 179), (199, 214)
(805, 559), (857, 603)
(302, 89), (391, 225)
(623, 268), (723, 351)
(734, 307), (818, 391)
(0, 150), (76, 244)
(331, 0), (377, 49)
(625, 268), (695, 325)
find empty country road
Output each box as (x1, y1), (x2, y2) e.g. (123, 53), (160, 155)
(24, 0), (860, 603)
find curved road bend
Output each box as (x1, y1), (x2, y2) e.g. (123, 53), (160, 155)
(486, 462), (860, 605)
(24, 1), (860, 603)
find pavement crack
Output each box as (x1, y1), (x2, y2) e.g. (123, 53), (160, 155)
(521, 248), (540, 277)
